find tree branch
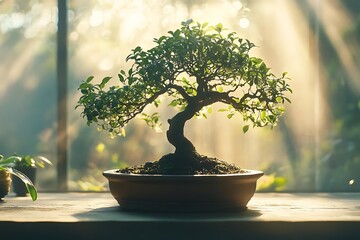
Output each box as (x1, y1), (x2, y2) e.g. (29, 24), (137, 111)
(168, 83), (192, 102)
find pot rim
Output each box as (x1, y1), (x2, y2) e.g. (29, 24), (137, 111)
(103, 169), (264, 179)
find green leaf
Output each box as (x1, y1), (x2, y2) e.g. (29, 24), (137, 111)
(260, 62), (267, 70)
(0, 156), (21, 167)
(173, 29), (180, 37)
(276, 97), (283, 103)
(232, 97), (240, 103)
(8, 168), (37, 201)
(201, 22), (208, 28)
(242, 125), (249, 133)
(134, 46), (142, 52)
(251, 57), (262, 64)
(227, 113), (234, 119)
(215, 23), (223, 31)
(168, 99), (179, 107)
(26, 184), (37, 201)
(157, 36), (166, 43)
(36, 156), (53, 168)
(86, 76), (94, 83)
(118, 73), (125, 82)
(99, 77), (112, 89)
(268, 115), (276, 123)
(216, 86), (224, 92)
(260, 111), (267, 120)
(154, 99), (161, 107)
(79, 82), (89, 90)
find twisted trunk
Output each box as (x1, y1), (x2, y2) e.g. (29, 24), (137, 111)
(166, 101), (201, 158)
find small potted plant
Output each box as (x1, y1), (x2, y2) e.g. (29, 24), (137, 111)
(77, 20), (291, 211)
(12, 155), (52, 197)
(0, 155), (37, 201)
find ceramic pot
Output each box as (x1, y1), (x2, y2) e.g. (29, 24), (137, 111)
(0, 170), (11, 199)
(12, 166), (36, 197)
(103, 169), (263, 212)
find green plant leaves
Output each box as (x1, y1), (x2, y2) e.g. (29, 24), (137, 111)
(242, 125), (249, 133)
(10, 168), (37, 201)
(77, 20), (292, 140)
(86, 76), (94, 83)
(0, 155), (21, 167)
(35, 156), (52, 168)
(99, 77), (112, 89)
(260, 111), (267, 120)
(0, 155), (41, 201)
(140, 112), (162, 131)
(0, 166), (37, 201)
(227, 113), (234, 119)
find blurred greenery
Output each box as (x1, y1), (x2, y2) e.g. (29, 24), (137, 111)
(257, 174), (287, 192)
(0, 0), (57, 190)
(316, 5), (360, 192)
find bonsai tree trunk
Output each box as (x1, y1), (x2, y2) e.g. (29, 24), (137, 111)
(166, 102), (201, 159)
(166, 94), (221, 160)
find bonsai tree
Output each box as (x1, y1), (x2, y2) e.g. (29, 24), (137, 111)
(0, 155), (37, 200)
(77, 20), (291, 175)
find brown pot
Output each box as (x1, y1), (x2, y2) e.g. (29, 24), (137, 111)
(103, 169), (263, 212)
(0, 170), (12, 200)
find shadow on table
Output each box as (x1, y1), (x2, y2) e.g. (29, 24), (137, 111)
(74, 205), (262, 221)
(72, 207), (262, 239)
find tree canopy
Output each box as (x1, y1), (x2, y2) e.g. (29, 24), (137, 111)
(78, 20), (291, 140)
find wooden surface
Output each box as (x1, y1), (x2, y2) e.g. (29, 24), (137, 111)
(1, 192), (360, 239)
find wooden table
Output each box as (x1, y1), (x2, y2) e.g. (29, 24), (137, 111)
(1, 193), (359, 239)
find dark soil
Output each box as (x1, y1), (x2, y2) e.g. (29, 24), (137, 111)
(118, 153), (245, 175)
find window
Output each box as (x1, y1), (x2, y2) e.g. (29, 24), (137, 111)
(1, 0), (359, 192)
(0, 0), (57, 190)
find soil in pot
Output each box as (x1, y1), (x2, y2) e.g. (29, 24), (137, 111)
(119, 153), (246, 175)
